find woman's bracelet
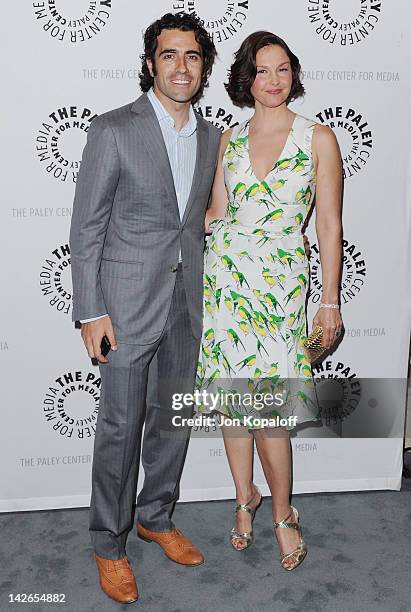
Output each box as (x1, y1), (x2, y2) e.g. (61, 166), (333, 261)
(320, 303), (340, 309)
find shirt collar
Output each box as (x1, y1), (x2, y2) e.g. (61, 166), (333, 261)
(147, 87), (197, 137)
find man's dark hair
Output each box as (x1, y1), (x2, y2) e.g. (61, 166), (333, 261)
(225, 31), (304, 108)
(139, 12), (217, 105)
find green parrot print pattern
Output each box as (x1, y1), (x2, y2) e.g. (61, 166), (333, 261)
(196, 115), (320, 430)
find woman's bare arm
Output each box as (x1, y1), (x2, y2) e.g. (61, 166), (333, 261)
(312, 124), (344, 348)
(205, 128), (232, 233)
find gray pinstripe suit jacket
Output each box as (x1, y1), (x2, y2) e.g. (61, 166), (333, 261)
(70, 93), (221, 344)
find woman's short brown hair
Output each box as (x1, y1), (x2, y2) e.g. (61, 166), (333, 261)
(225, 31), (304, 108)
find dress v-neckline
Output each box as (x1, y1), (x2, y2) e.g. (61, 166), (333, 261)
(246, 114), (298, 184)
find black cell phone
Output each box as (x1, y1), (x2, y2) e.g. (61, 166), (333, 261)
(100, 335), (111, 357)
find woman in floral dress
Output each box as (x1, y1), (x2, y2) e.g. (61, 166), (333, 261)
(196, 32), (343, 570)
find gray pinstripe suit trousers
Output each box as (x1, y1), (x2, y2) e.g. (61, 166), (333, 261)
(90, 266), (200, 559)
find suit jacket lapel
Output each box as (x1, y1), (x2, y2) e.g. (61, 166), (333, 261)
(182, 116), (209, 226)
(130, 94), (180, 222)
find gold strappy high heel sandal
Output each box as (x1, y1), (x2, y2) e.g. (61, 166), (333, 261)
(230, 485), (262, 551)
(273, 506), (307, 570)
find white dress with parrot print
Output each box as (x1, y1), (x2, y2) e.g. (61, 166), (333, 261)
(196, 114), (320, 430)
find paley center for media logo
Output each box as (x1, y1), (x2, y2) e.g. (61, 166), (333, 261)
(43, 370), (100, 439)
(312, 358), (361, 425)
(315, 106), (373, 180)
(32, 1), (112, 43)
(35, 105), (97, 183)
(307, 0), (382, 46)
(308, 238), (367, 305)
(39, 244), (72, 316)
(195, 105), (240, 132)
(172, 0), (250, 43)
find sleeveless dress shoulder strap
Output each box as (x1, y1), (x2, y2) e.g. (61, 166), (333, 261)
(300, 116), (317, 152)
(291, 115), (316, 152)
(230, 119), (247, 143)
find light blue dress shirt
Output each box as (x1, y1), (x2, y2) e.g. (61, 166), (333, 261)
(81, 89), (198, 323)
(147, 87), (197, 221)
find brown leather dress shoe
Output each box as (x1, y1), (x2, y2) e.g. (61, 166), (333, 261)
(94, 554), (138, 603)
(136, 523), (204, 566)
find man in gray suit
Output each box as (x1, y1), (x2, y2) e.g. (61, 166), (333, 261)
(69, 13), (220, 603)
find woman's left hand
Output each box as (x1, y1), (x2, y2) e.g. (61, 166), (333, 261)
(312, 306), (343, 349)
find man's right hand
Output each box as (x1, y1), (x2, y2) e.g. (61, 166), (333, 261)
(81, 316), (118, 364)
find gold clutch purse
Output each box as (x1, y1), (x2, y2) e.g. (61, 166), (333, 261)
(303, 325), (326, 363)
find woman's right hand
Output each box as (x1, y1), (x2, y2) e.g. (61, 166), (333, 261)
(312, 306), (343, 349)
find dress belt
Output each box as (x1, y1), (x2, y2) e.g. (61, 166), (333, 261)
(215, 219), (301, 239)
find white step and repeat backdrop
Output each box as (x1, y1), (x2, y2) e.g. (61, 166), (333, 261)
(1, 1), (410, 511)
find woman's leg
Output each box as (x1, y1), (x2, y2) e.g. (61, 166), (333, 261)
(254, 427), (301, 568)
(220, 416), (260, 550)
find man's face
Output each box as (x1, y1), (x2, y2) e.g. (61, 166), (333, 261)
(146, 29), (203, 105)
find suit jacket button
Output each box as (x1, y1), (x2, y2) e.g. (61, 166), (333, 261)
(170, 265), (178, 273)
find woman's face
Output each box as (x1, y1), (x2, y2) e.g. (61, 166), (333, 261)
(250, 44), (293, 109)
